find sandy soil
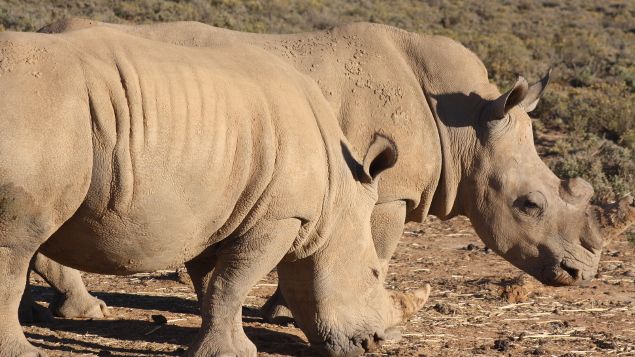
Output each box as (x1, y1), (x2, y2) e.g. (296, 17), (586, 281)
(24, 216), (635, 356)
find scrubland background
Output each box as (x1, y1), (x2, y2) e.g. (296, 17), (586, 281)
(2, 2), (635, 356)
(0, 0), (633, 208)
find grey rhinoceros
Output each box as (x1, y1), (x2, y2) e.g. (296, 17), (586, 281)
(0, 27), (429, 356)
(30, 19), (606, 323)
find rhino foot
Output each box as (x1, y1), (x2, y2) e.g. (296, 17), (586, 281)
(50, 293), (109, 319)
(261, 288), (294, 325)
(18, 300), (54, 324)
(187, 330), (257, 357)
(0, 338), (48, 357)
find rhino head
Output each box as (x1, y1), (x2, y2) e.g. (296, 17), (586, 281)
(431, 70), (602, 286)
(279, 136), (430, 356)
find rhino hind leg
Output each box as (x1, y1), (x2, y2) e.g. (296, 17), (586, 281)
(31, 253), (109, 319)
(18, 266), (54, 324)
(187, 218), (301, 357)
(185, 248), (217, 311)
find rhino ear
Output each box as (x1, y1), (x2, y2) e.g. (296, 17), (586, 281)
(489, 76), (529, 119)
(361, 134), (398, 184)
(519, 69), (551, 113)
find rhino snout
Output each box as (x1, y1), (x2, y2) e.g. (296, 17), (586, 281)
(542, 236), (601, 286)
(544, 257), (598, 286)
(311, 286), (431, 357)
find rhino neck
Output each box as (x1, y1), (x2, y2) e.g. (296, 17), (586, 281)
(422, 91), (466, 220)
(402, 32), (490, 220)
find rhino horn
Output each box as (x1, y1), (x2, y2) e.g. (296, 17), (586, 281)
(388, 284), (431, 325)
(521, 68), (551, 112)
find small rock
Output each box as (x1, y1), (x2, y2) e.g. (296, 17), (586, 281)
(493, 339), (510, 352)
(623, 270), (635, 277)
(472, 345), (488, 354)
(466, 243), (478, 251)
(433, 303), (456, 315)
(151, 314), (168, 325)
(530, 346), (546, 355)
(176, 267), (191, 285)
(500, 275), (536, 303)
(517, 332), (526, 341)
(594, 339), (616, 349)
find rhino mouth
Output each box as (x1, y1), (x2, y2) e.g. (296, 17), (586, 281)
(543, 262), (578, 286)
(312, 332), (385, 356)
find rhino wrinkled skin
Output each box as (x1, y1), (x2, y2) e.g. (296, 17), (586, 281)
(33, 18), (604, 324)
(0, 28), (431, 356)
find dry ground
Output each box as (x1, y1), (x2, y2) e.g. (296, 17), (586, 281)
(24, 216), (635, 356)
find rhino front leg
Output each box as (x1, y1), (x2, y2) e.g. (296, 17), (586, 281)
(0, 188), (69, 356)
(187, 218), (301, 357)
(31, 253), (109, 319)
(261, 200), (407, 324)
(1, 248), (47, 357)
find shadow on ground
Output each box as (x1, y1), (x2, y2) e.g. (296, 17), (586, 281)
(27, 286), (310, 356)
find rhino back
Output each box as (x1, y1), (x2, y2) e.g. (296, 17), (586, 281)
(257, 24), (443, 214)
(41, 20), (443, 217)
(38, 28), (330, 274)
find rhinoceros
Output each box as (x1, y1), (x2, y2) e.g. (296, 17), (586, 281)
(30, 18), (608, 323)
(0, 27), (430, 356)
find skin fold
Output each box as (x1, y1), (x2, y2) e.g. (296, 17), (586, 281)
(0, 28), (429, 356)
(33, 19), (606, 324)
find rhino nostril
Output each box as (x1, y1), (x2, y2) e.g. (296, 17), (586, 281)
(560, 261), (580, 280)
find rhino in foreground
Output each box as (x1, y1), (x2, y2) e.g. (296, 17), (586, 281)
(0, 27), (430, 356)
(30, 19), (610, 323)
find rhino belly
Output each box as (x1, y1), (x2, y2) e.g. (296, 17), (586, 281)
(40, 189), (219, 275)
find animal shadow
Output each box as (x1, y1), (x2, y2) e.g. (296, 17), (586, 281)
(28, 286), (310, 356)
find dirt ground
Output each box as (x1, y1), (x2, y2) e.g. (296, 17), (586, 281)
(24, 216), (635, 356)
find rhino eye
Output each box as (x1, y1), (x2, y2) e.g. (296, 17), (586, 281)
(514, 192), (546, 218)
